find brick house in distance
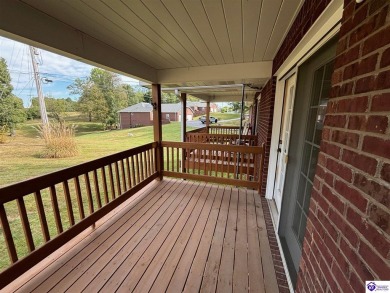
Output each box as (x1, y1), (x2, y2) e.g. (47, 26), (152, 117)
(118, 102), (194, 128)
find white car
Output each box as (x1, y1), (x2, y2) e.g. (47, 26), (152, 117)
(199, 116), (218, 124)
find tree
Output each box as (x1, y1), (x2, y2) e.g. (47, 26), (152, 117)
(0, 58), (26, 134)
(68, 68), (130, 128)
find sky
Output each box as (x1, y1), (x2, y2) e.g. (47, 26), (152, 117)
(0, 36), (140, 107)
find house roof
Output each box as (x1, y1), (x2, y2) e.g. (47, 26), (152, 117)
(118, 102), (153, 113)
(119, 103), (189, 113)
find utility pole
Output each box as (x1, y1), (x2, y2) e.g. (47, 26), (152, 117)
(29, 46), (49, 126)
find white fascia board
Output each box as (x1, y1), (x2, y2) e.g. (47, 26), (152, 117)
(157, 62), (272, 84)
(0, 0), (157, 83)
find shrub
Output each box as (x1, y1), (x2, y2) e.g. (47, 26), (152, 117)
(37, 122), (78, 158)
(0, 125), (9, 144)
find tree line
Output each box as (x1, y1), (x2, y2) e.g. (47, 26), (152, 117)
(0, 57), (197, 134)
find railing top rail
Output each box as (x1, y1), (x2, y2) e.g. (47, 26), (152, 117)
(0, 142), (157, 204)
(208, 125), (241, 129)
(162, 141), (263, 154)
(186, 133), (257, 139)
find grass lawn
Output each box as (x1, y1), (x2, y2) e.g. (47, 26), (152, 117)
(0, 115), (189, 187)
(0, 115), (194, 271)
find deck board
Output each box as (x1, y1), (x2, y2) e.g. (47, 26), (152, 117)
(8, 179), (279, 293)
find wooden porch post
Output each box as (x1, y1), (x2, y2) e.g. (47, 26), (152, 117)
(152, 84), (163, 180)
(180, 93), (187, 173)
(206, 101), (210, 133)
(180, 93), (187, 142)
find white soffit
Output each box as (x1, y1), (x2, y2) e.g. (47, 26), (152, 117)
(0, 0), (303, 82)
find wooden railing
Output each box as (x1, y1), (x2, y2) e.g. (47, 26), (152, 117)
(0, 142), (158, 288)
(185, 127), (207, 134)
(208, 125), (241, 135)
(162, 141), (265, 190)
(186, 133), (258, 146)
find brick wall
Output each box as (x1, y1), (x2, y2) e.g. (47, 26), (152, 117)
(256, 77), (276, 196)
(297, 0), (390, 292)
(273, 0), (332, 73)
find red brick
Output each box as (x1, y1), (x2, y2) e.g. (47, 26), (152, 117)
(355, 75), (376, 94)
(359, 240), (390, 279)
(362, 135), (390, 159)
(349, 4), (388, 47)
(335, 45), (360, 68)
(329, 208), (359, 247)
(371, 93), (390, 112)
(347, 207), (390, 258)
(340, 238), (375, 282)
(347, 115), (367, 130)
(332, 261), (354, 293)
(339, 81), (354, 96)
(349, 270), (365, 293)
(369, 204), (390, 233)
(326, 157), (353, 182)
(334, 179), (368, 212)
(354, 173), (390, 209)
(363, 25), (390, 55)
(324, 114), (347, 128)
(322, 127), (331, 141)
(375, 69), (390, 90)
(369, 0), (389, 15)
(332, 69), (343, 84)
(336, 96), (369, 113)
(344, 54), (378, 80)
(324, 171), (335, 187)
(313, 189), (330, 214)
(332, 130), (360, 148)
(321, 141), (341, 159)
(322, 184), (345, 214)
(381, 163), (390, 183)
(366, 115), (388, 133)
(342, 149), (378, 175)
(381, 47), (390, 68)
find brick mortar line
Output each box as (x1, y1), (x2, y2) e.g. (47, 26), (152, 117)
(309, 200), (382, 282)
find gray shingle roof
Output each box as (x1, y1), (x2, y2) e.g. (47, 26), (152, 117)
(118, 102), (185, 113)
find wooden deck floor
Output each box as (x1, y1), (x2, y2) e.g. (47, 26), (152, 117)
(6, 179), (278, 293)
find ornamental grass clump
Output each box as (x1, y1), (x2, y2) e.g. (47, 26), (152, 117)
(37, 122), (78, 158)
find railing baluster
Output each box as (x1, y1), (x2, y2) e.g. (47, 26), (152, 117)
(0, 204), (18, 263)
(149, 149), (153, 175)
(240, 153), (244, 180)
(50, 186), (63, 234)
(74, 177), (85, 219)
(92, 170), (102, 209)
(246, 153), (251, 180)
(126, 158), (132, 189)
(84, 173), (94, 214)
(143, 151), (148, 178)
(114, 162), (122, 196)
(176, 147), (179, 172)
(17, 197), (35, 252)
(101, 167), (109, 204)
(166, 147), (170, 172)
(136, 154), (141, 183)
(108, 164), (116, 200)
(197, 148), (201, 175)
(121, 160), (127, 191)
(34, 191), (50, 242)
(62, 181), (75, 226)
(131, 155), (136, 186)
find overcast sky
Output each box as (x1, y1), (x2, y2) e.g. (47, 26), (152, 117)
(0, 36), (139, 107)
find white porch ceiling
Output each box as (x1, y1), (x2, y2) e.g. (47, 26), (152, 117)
(0, 0), (303, 101)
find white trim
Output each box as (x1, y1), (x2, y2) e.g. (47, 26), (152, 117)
(265, 0), (343, 202)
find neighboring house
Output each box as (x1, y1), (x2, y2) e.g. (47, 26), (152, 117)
(187, 101), (218, 115)
(118, 103), (193, 128)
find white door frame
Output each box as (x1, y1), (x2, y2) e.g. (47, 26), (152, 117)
(265, 0), (343, 228)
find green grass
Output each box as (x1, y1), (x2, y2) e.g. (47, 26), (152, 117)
(0, 114), (194, 270)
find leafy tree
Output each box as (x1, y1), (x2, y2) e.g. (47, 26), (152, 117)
(162, 92), (179, 104)
(0, 58), (26, 134)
